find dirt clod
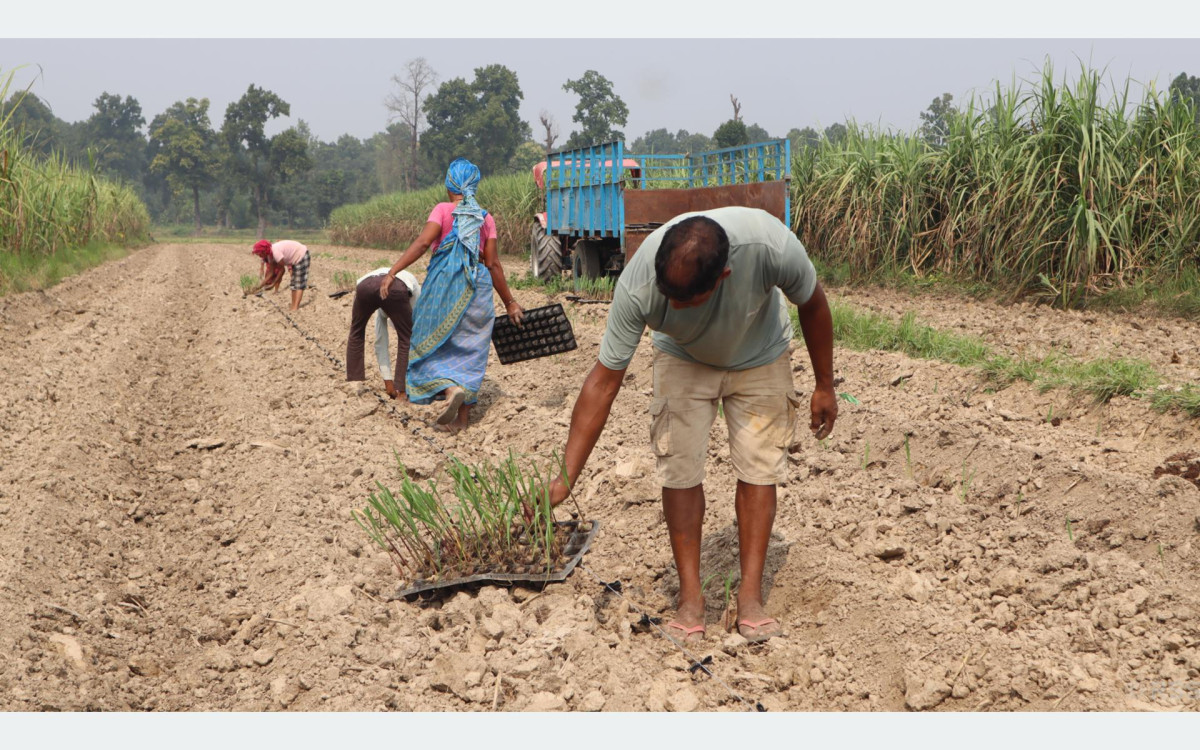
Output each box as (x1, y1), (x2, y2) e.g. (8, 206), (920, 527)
(905, 675), (951, 711)
(1154, 452), (1200, 488)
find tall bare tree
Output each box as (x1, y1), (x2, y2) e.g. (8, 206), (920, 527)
(385, 57), (437, 190)
(539, 109), (559, 153)
(730, 94), (742, 122)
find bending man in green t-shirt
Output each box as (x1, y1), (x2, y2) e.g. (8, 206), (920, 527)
(548, 207), (837, 644)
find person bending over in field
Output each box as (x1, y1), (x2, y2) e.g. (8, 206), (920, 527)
(547, 208), (837, 644)
(247, 239), (311, 311)
(346, 266), (421, 400)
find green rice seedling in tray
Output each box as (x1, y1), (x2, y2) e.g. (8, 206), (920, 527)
(353, 451), (598, 598)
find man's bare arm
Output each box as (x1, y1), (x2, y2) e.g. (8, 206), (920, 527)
(548, 361), (626, 506)
(796, 281), (837, 439)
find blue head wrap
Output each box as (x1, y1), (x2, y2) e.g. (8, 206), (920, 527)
(441, 158), (486, 261)
(445, 158), (481, 197)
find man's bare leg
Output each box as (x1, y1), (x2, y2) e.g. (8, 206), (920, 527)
(290, 289), (303, 310)
(663, 484), (706, 641)
(734, 480), (781, 640)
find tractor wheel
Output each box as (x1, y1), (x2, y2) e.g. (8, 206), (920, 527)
(571, 240), (604, 287)
(530, 223), (563, 283)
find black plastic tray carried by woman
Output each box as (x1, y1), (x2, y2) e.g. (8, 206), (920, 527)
(490, 303), (578, 365)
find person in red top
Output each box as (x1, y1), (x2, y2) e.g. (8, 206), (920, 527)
(247, 239), (311, 310)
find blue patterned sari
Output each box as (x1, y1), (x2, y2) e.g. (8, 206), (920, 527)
(406, 159), (494, 405)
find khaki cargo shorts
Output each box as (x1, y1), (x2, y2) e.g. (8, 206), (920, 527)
(649, 348), (801, 489)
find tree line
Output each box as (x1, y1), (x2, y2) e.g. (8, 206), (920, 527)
(8, 59), (1197, 237)
(4, 84), (382, 235)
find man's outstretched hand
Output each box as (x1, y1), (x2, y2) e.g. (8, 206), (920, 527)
(810, 387), (838, 441)
(548, 476), (571, 508)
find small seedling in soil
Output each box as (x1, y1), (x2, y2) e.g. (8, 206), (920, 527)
(838, 391), (860, 406)
(1066, 515), (1075, 542)
(904, 434), (913, 478)
(353, 450), (569, 588)
(957, 461), (976, 502)
(861, 441), (871, 470)
(239, 274), (257, 294)
(819, 437), (830, 451)
(722, 571), (737, 633)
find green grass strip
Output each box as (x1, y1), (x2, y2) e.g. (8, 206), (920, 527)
(801, 301), (1199, 417)
(0, 241), (136, 297)
(505, 267), (1199, 418)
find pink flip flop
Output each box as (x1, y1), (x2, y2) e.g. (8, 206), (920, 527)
(737, 617), (781, 643)
(666, 621), (706, 642)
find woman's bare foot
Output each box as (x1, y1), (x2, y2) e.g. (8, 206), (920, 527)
(450, 404), (472, 433)
(434, 404), (471, 435)
(437, 387), (466, 425)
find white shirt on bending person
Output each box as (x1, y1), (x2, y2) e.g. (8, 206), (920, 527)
(357, 267), (421, 380)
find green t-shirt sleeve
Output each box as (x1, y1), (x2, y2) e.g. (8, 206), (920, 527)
(598, 281), (647, 371)
(773, 229), (819, 307)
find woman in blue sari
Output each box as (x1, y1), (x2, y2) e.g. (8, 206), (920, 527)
(378, 159), (525, 433)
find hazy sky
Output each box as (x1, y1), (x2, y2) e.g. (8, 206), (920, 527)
(3, 39), (1198, 144)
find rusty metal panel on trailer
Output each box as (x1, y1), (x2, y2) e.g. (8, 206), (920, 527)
(623, 181), (790, 261)
(623, 140), (791, 261)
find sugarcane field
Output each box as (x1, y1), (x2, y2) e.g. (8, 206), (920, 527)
(3, 29), (1200, 717)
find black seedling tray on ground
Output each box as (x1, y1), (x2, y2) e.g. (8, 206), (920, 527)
(388, 519), (599, 601)
(491, 303), (577, 364)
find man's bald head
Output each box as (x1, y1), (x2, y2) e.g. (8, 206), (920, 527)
(654, 216), (730, 302)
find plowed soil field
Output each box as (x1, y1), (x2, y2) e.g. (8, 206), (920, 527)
(2, 243), (1198, 712)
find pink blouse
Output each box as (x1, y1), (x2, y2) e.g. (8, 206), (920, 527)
(269, 240), (308, 266)
(427, 202), (497, 251)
